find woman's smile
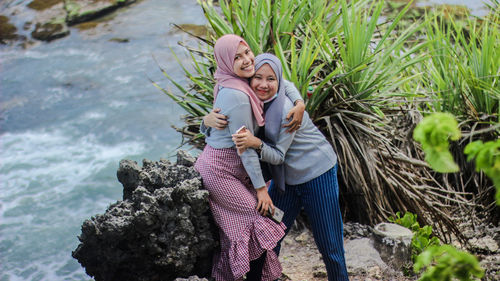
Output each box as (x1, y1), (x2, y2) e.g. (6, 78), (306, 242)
(250, 64), (278, 101)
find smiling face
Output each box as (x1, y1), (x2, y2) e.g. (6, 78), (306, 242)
(233, 43), (255, 78)
(250, 63), (278, 101)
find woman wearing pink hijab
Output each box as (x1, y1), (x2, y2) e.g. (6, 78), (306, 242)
(194, 34), (303, 281)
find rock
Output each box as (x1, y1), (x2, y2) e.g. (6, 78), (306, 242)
(116, 159), (141, 200)
(27, 0), (70, 41)
(372, 223), (413, 271)
(177, 150), (196, 167)
(469, 236), (499, 254)
(109, 37), (129, 43)
(27, 0), (63, 11)
(312, 264), (327, 278)
(31, 21), (69, 41)
(0, 15), (19, 44)
(344, 222), (371, 239)
(73, 151), (217, 281)
(117, 151), (200, 200)
(366, 266), (382, 279)
(174, 276), (209, 281)
(65, 0), (137, 25)
(295, 231), (310, 243)
(345, 238), (388, 275)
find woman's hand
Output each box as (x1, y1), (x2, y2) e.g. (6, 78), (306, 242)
(203, 108), (228, 130)
(232, 129), (261, 154)
(283, 100), (305, 133)
(255, 186), (274, 216)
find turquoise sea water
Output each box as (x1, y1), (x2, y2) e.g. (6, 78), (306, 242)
(0, 0), (491, 280)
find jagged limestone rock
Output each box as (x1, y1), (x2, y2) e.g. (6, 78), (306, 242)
(73, 151), (217, 281)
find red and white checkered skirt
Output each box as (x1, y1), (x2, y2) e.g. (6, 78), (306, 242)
(195, 145), (286, 281)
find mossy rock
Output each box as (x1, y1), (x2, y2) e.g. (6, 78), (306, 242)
(27, 0), (64, 11)
(31, 21), (69, 41)
(65, 0), (136, 25)
(175, 24), (209, 38)
(0, 15), (18, 43)
(109, 37), (129, 43)
(74, 21), (99, 30)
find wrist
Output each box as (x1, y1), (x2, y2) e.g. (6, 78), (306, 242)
(255, 141), (263, 153)
(256, 186), (266, 192)
(294, 99), (304, 106)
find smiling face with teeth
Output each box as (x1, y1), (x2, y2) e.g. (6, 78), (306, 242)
(233, 42), (255, 78)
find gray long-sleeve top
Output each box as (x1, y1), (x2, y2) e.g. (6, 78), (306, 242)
(260, 97), (337, 185)
(201, 80), (302, 189)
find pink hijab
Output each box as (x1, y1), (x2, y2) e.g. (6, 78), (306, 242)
(213, 34), (264, 126)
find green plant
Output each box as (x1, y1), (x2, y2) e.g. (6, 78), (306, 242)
(335, 0), (426, 107)
(420, 10), (499, 123)
(413, 112), (461, 173)
(414, 245), (484, 281)
(464, 139), (500, 204)
(413, 112), (500, 205)
(389, 211), (441, 261)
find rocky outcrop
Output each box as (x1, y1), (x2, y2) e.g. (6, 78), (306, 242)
(72, 151), (217, 281)
(2, 0), (137, 44)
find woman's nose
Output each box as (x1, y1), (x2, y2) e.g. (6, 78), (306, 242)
(242, 55), (252, 64)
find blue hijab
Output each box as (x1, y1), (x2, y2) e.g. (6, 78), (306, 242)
(254, 53), (286, 192)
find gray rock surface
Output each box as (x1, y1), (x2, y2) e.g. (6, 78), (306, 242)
(372, 223), (413, 270)
(72, 151), (217, 281)
(345, 238), (388, 275)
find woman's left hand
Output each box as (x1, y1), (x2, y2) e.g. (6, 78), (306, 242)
(232, 129), (261, 152)
(283, 100), (305, 133)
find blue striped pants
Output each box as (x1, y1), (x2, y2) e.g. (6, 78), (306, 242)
(268, 164), (349, 281)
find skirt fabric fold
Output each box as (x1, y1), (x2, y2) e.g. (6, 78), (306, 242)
(195, 145), (286, 281)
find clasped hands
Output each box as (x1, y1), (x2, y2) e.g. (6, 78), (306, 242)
(231, 127), (260, 155)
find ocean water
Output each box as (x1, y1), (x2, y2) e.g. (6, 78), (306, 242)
(0, 0), (491, 280)
(1, 0), (205, 280)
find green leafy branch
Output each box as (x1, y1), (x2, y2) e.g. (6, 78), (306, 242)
(413, 112), (461, 173)
(413, 112), (500, 204)
(414, 245), (484, 281)
(464, 140), (500, 204)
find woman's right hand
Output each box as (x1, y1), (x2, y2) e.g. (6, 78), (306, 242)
(232, 129), (261, 151)
(203, 108), (228, 130)
(255, 186), (274, 216)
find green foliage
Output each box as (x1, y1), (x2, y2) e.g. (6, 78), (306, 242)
(420, 10), (500, 122)
(464, 139), (500, 204)
(413, 112), (500, 205)
(414, 245), (484, 281)
(413, 113), (461, 173)
(335, 0), (426, 104)
(389, 212), (440, 261)
(152, 46), (216, 118)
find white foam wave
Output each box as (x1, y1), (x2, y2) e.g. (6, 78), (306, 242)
(0, 128), (144, 203)
(0, 127), (146, 280)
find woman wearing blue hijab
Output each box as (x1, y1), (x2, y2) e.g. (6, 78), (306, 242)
(231, 53), (349, 281)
